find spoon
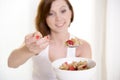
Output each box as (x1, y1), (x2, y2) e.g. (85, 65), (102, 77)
(67, 45), (80, 48)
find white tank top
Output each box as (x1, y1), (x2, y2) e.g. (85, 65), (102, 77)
(32, 35), (76, 80)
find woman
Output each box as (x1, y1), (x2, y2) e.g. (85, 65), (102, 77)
(8, 0), (92, 80)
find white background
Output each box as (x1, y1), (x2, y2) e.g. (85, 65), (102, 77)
(0, 0), (120, 80)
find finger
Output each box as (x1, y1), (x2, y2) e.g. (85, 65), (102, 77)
(33, 31), (43, 40)
(25, 32), (40, 45)
(26, 42), (39, 52)
(25, 38), (36, 46)
(27, 41), (48, 54)
(36, 36), (49, 45)
(38, 41), (49, 49)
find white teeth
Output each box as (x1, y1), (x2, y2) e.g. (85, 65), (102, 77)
(56, 23), (64, 27)
(57, 24), (63, 27)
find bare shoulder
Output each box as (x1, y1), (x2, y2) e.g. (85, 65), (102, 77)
(76, 38), (92, 58)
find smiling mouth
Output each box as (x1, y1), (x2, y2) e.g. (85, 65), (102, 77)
(55, 22), (65, 27)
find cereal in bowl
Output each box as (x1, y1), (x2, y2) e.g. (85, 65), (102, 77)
(59, 60), (89, 71)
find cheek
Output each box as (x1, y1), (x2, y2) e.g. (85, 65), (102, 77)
(65, 11), (72, 21)
(65, 14), (72, 23)
(46, 18), (54, 27)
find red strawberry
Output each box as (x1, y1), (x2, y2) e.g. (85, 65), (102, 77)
(69, 65), (75, 70)
(35, 35), (40, 40)
(66, 40), (74, 45)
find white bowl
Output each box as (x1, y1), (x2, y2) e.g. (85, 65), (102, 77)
(52, 57), (96, 80)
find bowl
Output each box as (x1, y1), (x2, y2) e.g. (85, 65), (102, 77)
(52, 57), (96, 80)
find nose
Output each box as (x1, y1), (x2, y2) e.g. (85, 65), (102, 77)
(55, 13), (62, 21)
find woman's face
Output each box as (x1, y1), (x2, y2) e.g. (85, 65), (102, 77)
(46, 0), (72, 33)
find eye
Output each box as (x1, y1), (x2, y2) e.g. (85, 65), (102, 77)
(48, 12), (54, 16)
(61, 9), (66, 13)
(48, 11), (56, 17)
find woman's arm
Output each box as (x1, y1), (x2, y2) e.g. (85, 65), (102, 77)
(8, 32), (49, 68)
(8, 44), (35, 68)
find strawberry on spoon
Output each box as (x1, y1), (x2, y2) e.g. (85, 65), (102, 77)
(65, 38), (81, 48)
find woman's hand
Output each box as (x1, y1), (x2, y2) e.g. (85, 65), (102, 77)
(25, 32), (49, 55)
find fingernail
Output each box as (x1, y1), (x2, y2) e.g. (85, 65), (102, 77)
(35, 35), (40, 40)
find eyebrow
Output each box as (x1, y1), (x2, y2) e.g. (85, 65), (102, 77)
(60, 5), (67, 9)
(50, 5), (68, 12)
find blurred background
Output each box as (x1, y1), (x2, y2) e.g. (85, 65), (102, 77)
(0, 0), (120, 80)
